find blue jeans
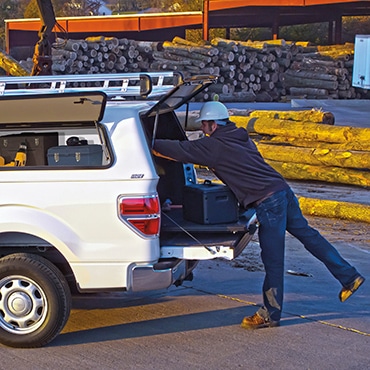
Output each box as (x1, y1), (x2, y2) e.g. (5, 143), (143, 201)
(254, 188), (360, 322)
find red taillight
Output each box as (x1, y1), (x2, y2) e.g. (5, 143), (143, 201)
(120, 197), (159, 215)
(119, 195), (160, 237)
(128, 218), (160, 235)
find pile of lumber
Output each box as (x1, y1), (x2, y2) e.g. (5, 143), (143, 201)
(231, 111), (370, 188)
(18, 36), (368, 101)
(51, 37), (154, 74)
(157, 37), (298, 102)
(283, 43), (358, 99)
(201, 38), (295, 102)
(0, 48), (29, 76)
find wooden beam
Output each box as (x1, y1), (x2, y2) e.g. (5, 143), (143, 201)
(334, 15), (342, 44)
(203, 0), (210, 41)
(328, 21), (333, 44)
(272, 17), (279, 40)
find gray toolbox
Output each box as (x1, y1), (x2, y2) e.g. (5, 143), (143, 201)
(47, 144), (103, 166)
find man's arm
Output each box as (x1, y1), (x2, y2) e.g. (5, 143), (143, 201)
(154, 139), (215, 167)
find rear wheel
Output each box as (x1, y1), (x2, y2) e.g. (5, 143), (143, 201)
(0, 253), (71, 348)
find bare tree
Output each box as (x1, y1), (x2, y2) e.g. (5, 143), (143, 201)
(60, 0), (104, 16)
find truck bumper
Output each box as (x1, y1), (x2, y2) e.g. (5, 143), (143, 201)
(129, 259), (187, 292)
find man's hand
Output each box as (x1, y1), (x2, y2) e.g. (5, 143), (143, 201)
(152, 149), (177, 161)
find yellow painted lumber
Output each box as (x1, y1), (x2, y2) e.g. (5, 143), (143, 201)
(172, 36), (204, 47)
(316, 44), (354, 59)
(255, 142), (370, 169)
(315, 50), (354, 59)
(211, 37), (267, 50)
(233, 116), (370, 148)
(294, 41), (314, 47)
(261, 39), (287, 46)
(263, 136), (370, 151)
(298, 197), (370, 223)
(0, 49), (30, 76)
(266, 160), (370, 187)
(249, 110), (335, 124)
(317, 43), (354, 51)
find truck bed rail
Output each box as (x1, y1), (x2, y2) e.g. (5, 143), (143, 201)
(0, 72), (183, 99)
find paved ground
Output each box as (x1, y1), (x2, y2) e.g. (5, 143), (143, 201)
(1, 230), (367, 370)
(290, 99), (370, 128)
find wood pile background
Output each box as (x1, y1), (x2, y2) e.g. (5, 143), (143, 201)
(19, 36), (370, 102)
(231, 111), (370, 188)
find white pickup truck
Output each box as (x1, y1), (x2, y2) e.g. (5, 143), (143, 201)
(0, 72), (257, 348)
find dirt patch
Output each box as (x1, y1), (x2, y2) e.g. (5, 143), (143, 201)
(304, 215), (370, 248)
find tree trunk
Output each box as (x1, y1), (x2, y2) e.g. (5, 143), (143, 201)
(285, 69), (338, 81)
(266, 160), (370, 187)
(255, 142), (370, 169)
(232, 116), (370, 147)
(283, 75), (338, 90)
(248, 110), (335, 124)
(261, 136), (370, 151)
(298, 197), (370, 223)
(289, 87), (328, 96)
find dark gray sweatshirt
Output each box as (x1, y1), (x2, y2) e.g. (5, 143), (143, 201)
(154, 121), (289, 208)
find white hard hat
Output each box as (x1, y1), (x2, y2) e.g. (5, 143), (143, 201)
(196, 101), (229, 125)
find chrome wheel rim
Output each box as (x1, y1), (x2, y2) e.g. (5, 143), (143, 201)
(0, 276), (48, 335)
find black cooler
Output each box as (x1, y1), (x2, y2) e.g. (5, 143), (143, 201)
(182, 182), (239, 224)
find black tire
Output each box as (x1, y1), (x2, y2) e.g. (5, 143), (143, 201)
(0, 253), (71, 348)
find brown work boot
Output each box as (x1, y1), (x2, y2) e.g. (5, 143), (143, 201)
(339, 275), (365, 302)
(240, 312), (280, 329)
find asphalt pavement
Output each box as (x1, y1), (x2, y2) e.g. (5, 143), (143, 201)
(1, 236), (368, 369)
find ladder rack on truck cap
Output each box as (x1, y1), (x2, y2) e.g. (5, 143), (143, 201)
(0, 72), (183, 98)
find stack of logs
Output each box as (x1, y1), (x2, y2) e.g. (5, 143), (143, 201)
(19, 36), (368, 102)
(283, 43), (358, 99)
(231, 110), (370, 188)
